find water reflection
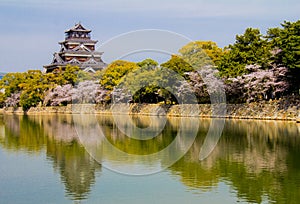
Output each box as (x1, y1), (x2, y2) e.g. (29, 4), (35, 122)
(74, 114), (199, 175)
(0, 115), (300, 203)
(170, 120), (300, 203)
(0, 115), (101, 201)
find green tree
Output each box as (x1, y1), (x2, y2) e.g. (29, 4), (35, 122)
(118, 66), (182, 104)
(62, 65), (80, 85)
(268, 20), (300, 69)
(19, 70), (49, 111)
(43, 66), (80, 87)
(0, 72), (26, 97)
(137, 58), (158, 70)
(100, 60), (138, 90)
(76, 70), (94, 82)
(44, 68), (68, 86)
(0, 65), (88, 110)
(267, 20), (300, 93)
(160, 55), (193, 77)
(218, 28), (271, 77)
(179, 41), (224, 68)
(94, 70), (103, 79)
(0, 92), (5, 108)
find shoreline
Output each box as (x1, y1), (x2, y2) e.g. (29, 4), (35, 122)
(1, 102), (299, 122)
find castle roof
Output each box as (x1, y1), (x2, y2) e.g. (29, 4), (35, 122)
(44, 22), (107, 73)
(59, 38), (97, 44)
(65, 22), (91, 33)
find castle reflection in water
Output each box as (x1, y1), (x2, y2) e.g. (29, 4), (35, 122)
(0, 114), (300, 203)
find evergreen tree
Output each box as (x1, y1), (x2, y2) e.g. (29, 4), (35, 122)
(218, 28), (271, 77)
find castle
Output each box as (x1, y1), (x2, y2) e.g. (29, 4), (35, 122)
(44, 23), (107, 73)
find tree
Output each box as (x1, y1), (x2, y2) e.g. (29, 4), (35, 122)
(137, 58), (158, 70)
(268, 20), (300, 69)
(114, 65), (184, 104)
(44, 81), (110, 106)
(181, 67), (225, 104)
(4, 92), (20, 107)
(179, 41), (224, 68)
(76, 70), (94, 82)
(218, 28), (271, 77)
(44, 84), (74, 106)
(100, 60), (138, 90)
(0, 92), (5, 108)
(44, 68), (67, 86)
(0, 72), (26, 97)
(73, 81), (103, 104)
(62, 65), (80, 85)
(267, 20), (300, 93)
(225, 65), (289, 103)
(0, 71), (48, 109)
(160, 55), (193, 77)
(19, 70), (49, 110)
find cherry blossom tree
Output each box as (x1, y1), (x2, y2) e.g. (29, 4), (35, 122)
(180, 66), (225, 104)
(226, 65), (289, 103)
(4, 92), (21, 107)
(73, 81), (109, 104)
(44, 81), (110, 106)
(44, 84), (73, 106)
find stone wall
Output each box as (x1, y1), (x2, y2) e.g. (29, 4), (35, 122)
(109, 102), (299, 121)
(1, 100), (299, 121)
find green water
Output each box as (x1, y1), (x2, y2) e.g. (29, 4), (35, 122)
(0, 114), (299, 203)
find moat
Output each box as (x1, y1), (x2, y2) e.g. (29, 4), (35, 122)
(0, 114), (300, 203)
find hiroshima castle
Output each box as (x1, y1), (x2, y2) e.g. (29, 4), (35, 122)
(44, 23), (107, 73)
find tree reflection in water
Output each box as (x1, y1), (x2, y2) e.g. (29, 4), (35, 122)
(169, 119), (300, 203)
(0, 115), (101, 201)
(0, 114), (300, 203)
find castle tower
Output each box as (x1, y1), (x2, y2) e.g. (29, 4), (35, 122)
(44, 23), (107, 73)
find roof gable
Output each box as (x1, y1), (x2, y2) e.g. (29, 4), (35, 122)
(65, 22), (91, 33)
(72, 44), (92, 52)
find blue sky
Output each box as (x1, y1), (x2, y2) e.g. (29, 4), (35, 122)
(0, 0), (299, 72)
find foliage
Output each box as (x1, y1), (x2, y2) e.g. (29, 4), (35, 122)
(111, 59), (160, 103)
(179, 41), (224, 68)
(267, 20), (300, 69)
(0, 65), (82, 110)
(44, 81), (110, 106)
(19, 70), (49, 110)
(1, 21), (299, 108)
(4, 92), (20, 107)
(76, 70), (94, 82)
(114, 66), (184, 104)
(44, 68), (67, 86)
(0, 71), (48, 110)
(218, 28), (271, 77)
(100, 60), (138, 90)
(182, 67), (225, 103)
(137, 58), (158, 70)
(44, 84), (74, 106)
(73, 81), (108, 104)
(225, 65), (289, 103)
(0, 92), (5, 108)
(160, 55), (193, 76)
(44, 66), (80, 86)
(0, 72), (26, 97)
(267, 20), (300, 93)
(62, 65), (80, 85)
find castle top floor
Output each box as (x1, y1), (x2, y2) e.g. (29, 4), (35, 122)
(64, 22), (92, 40)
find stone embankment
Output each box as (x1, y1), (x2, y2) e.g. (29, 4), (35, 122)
(1, 98), (299, 121)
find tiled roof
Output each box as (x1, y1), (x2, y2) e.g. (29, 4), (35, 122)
(59, 38), (97, 44)
(65, 23), (91, 33)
